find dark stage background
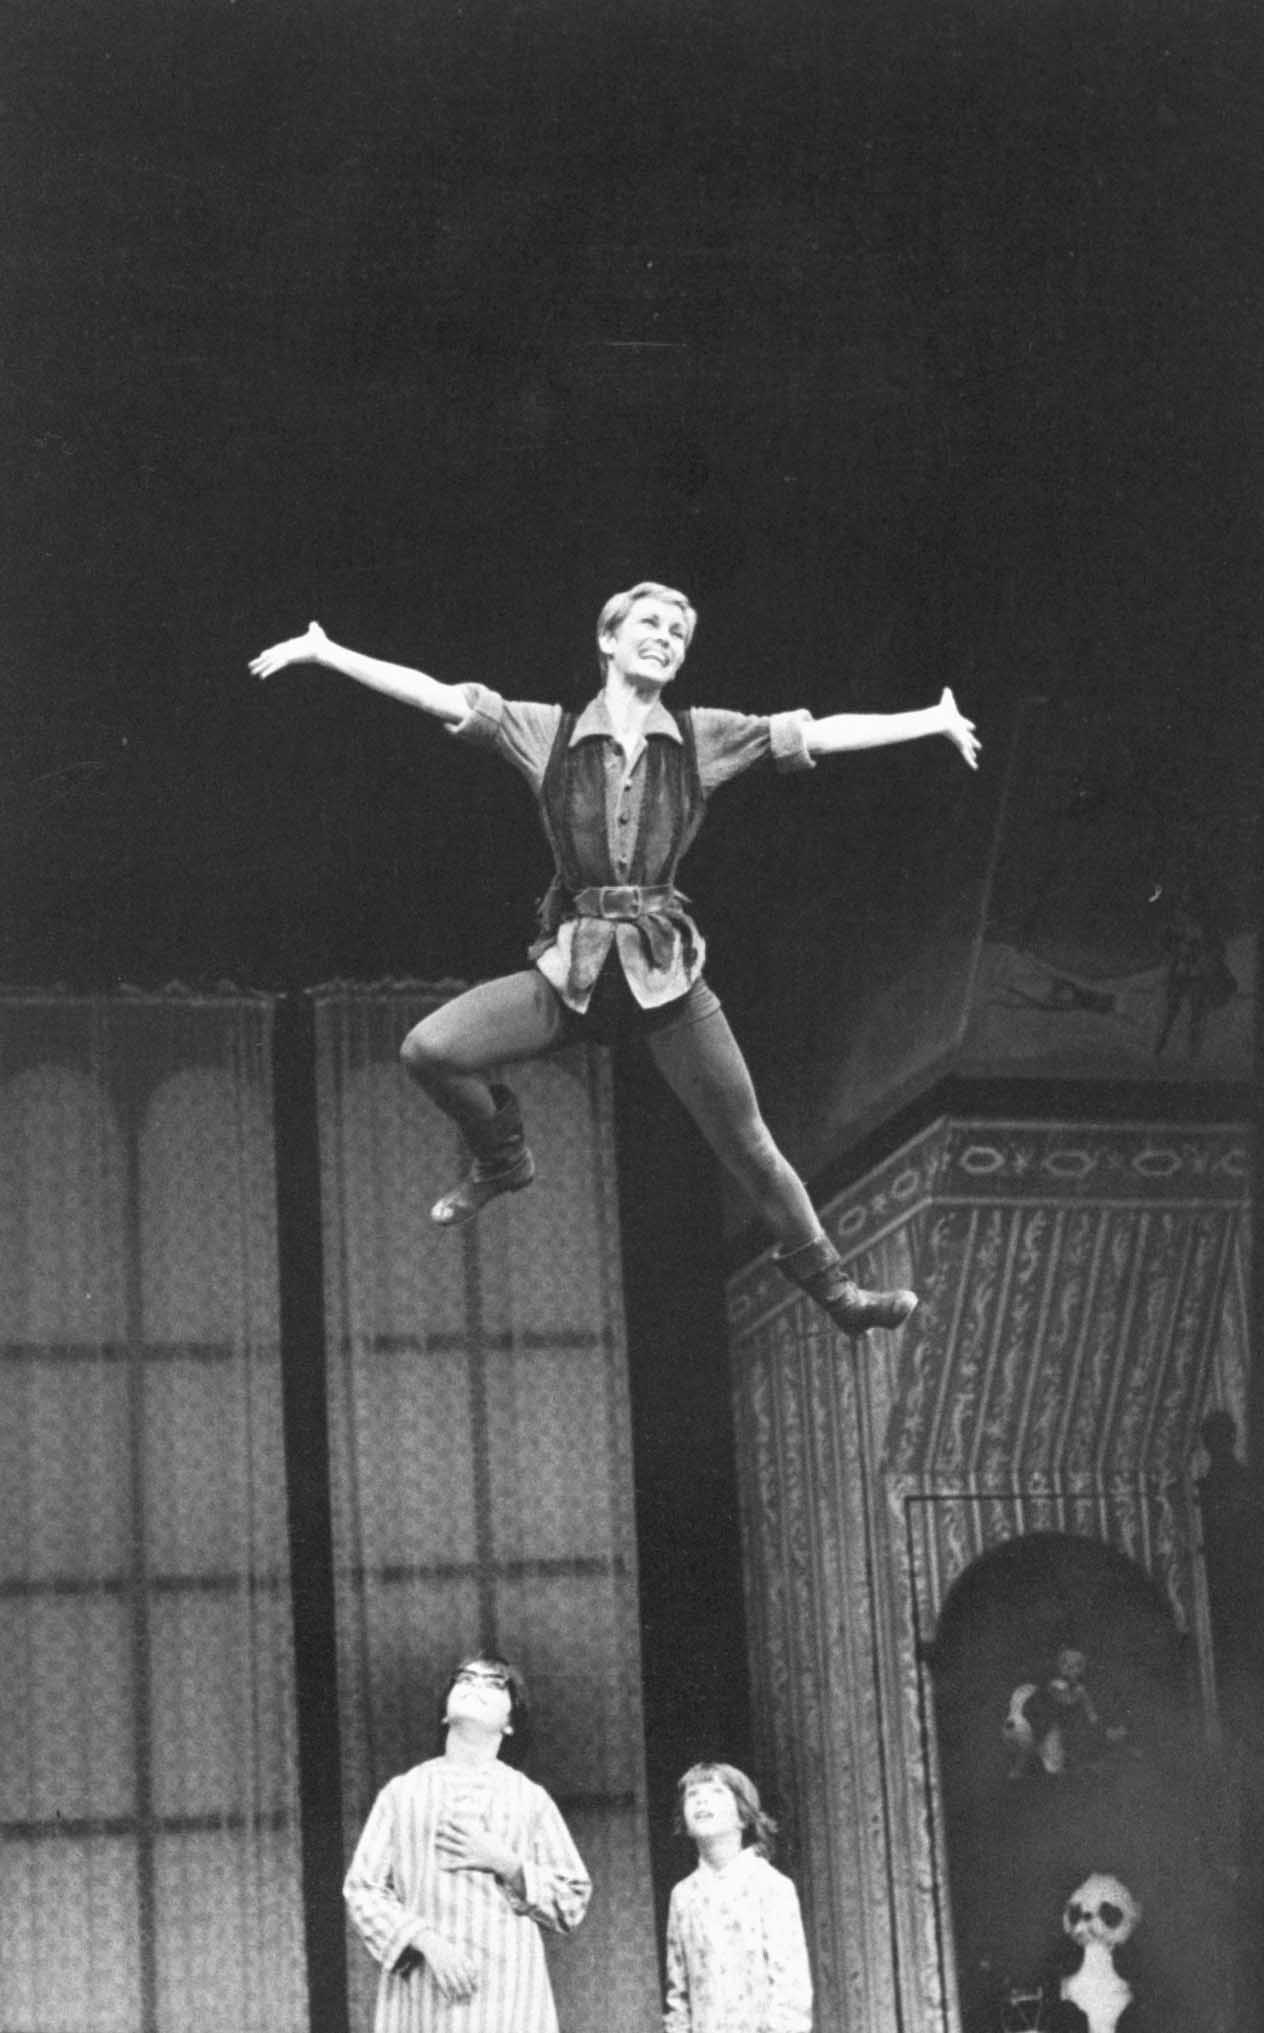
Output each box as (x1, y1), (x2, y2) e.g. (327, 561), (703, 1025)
(5, 0), (1263, 2008)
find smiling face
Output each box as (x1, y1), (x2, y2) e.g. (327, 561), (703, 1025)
(598, 592), (692, 691)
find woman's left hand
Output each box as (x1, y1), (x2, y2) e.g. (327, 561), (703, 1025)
(939, 687), (980, 769)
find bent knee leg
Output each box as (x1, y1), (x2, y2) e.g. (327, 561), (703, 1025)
(400, 1013), (461, 1088)
(400, 972), (563, 1097)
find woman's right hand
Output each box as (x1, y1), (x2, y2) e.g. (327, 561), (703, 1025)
(250, 620), (329, 680)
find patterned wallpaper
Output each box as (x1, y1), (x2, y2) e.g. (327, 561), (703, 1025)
(727, 1110), (1251, 2033)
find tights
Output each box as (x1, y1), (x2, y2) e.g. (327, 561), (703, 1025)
(400, 967), (820, 1250)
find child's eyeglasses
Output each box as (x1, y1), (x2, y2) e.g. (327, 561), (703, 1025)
(454, 1668), (510, 1690)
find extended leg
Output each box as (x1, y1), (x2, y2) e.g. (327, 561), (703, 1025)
(771, 1232), (917, 1334)
(647, 994), (917, 1335)
(400, 971), (569, 1225)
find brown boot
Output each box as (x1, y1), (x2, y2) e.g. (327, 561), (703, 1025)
(775, 1233), (918, 1335)
(430, 1084), (536, 1227)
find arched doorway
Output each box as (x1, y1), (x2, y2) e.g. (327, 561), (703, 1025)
(928, 1531), (1232, 2032)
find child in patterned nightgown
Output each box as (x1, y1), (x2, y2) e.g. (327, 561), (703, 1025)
(664, 1762), (812, 2033)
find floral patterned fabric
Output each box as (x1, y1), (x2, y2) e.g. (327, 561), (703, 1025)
(664, 1848), (812, 2033)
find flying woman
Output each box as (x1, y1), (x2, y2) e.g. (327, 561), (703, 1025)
(252, 583), (978, 1336)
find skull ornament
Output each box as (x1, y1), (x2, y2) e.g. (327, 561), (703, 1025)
(1063, 1873), (1141, 1951)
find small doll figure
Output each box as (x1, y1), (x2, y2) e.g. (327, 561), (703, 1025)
(664, 1762), (812, 2033)
(1041, 1648), (1101, 1772)
(1003, 1648), (1126, 1779)
(1002, 1679), (1046, 1778)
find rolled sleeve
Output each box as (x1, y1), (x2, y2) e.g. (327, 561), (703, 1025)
(444, 684), (562, 791)
(768, 707), (816, 773)
(690, 704), (817, 792)
(445, 680), (507, 750)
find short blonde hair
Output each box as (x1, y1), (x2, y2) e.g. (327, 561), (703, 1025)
(596, 582), (698, 659)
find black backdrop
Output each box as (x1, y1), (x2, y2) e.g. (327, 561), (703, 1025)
(6, 0), (1263, 2005)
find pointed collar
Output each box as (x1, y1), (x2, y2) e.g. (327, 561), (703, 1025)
(570, 693), (683, 747)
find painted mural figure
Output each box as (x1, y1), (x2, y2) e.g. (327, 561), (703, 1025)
(1153, 877), (1236, 1060)
(343, 1653), (590, 2033)
(664, 1762), (813, 2033)
(252, 583), (979, 1338)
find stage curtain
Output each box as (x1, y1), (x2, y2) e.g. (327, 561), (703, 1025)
(312, 984), (658, 2033)
(0, 993), (307, 2033)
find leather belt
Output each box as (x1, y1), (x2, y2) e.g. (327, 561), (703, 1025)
(570, 884), (679, 920)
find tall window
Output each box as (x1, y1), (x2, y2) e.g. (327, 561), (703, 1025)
(2, 989), (658, 2033)
(0, 998), (307, 2033)
(314, 985), (659, 2033)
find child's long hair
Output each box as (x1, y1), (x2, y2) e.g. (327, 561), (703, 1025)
(674, 1761), (778, 1859)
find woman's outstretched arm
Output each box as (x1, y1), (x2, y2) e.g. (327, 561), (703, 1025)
(250, 621), (468, 723)
(805, 686), (980, 768)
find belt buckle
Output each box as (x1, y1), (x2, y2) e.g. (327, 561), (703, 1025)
(601, 884), (638, 918)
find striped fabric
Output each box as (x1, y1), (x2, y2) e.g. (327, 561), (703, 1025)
(345, 1756), (591, 2032)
